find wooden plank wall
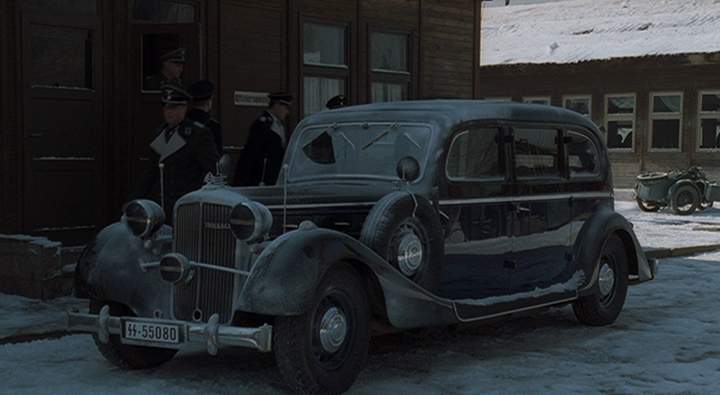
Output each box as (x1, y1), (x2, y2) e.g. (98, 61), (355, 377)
(476, 57), (720, 187)
(0, 0), (20, 234)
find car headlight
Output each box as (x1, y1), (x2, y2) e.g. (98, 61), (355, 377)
(122, 199), (165, 239)
(229, 202), (272, 242)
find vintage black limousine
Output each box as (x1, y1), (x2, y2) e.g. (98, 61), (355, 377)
(70, 100), (656, 394)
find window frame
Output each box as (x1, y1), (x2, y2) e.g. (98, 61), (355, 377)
(648, 91), (683, 152)
(128, 0), (199, 24)
(604, 93), (637, 152)
(301, 19), (350, 116)
(697, 90), (720, 152)
(484, 97), (512, 102)
(444, 126), (507, 183)
(562, 94), (592, 118)
(368, 28), (413, 103)
(522, 96), (551, 106)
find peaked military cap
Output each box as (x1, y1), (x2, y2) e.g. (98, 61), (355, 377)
(160, 84), (192, 105)
(160, 48), (187, 63)
(188, 79), (215, 101)
(326, 94), (348, 110)
(268, 92), (293, 106)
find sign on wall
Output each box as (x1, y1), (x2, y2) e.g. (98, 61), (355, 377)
(234, 91), (269, 107)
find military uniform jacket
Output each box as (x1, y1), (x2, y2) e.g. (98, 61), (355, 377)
(136, 119), (220, 221)
(187, 108), (223, 154)
(233, 111), (287, 186)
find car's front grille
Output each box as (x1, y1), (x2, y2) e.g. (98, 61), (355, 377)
(173, 203), (236, 324)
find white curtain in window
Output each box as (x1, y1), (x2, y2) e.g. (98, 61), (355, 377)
(304, 77), (344, 116)
(371, 82), (404, 103)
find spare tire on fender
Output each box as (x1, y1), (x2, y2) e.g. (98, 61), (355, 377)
(360, 191), (444, 292)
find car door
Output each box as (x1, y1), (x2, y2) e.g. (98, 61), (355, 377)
(438, 125), (514, 300)
(510, 126), (573, 294)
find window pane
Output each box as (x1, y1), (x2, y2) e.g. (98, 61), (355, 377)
(701, 93), (720, 112)
(567, 132), (599, 177)
(607, 96), (635, 114)
(141, 34), (184, 91)
(652, 95), (681, 113)
(564, 97), (591, 116)
(304, 24), (346, 66)
(651, 120), (680, 149)
(446, 129), (503, 180)
(514, 128), (559, 178)
(371, 82), (407, 103)
(304, 77), (345, 116)
(31, 25), (93, 89)
(607, 120), (633, 149)
(524, 98), (550, 105)
(131, 0), (195, 23)
(23, 0), (97, 16)
(700, 118), (720, 149)
(371, 32), (408, 72)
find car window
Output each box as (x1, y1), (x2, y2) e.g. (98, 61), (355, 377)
(567, 131), (600, 178)
(513, 127), (560, 179)
(446, 127), (503, 181)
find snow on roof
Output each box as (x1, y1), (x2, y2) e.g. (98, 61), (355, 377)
(481, 0), (720, 66)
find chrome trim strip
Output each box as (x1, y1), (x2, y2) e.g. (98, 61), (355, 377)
(264, 201), (376, 210)
(187, 260), (251, 277)
(453, 296), (578, 323)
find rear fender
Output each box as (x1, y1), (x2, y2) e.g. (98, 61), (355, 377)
(237, 226), (457, 329)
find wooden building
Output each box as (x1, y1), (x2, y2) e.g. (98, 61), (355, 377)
(478, 0), (720, 187)
(0, 0), (483, 245)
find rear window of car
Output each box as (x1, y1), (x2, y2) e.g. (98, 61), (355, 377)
(513, 127), (561, 179)
(567, 130), (601, 178)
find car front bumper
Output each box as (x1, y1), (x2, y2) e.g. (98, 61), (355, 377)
(67, 305), (272, 355)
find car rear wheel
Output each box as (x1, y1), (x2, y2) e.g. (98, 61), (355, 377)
(635, 197), (660, 212)
(670, 184), (700, 215)
(89, 300), (177, 370)
(273, 264), (370, 395)
(573, 235), (629, 326)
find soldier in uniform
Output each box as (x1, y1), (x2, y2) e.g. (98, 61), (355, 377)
(233, 92), (293, 186)
(136, 84), (220, 223)
(144, 48), (186, 91)
(325, 94), (348, 110)
(187, 79), (223, 154)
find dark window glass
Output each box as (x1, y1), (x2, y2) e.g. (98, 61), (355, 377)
(567, 132), (600, 177)
(371, 82), (407, 103)
(141, 34), (183, 92)
(651, 120), (680, 149)
(23, 0), (97, 16)
(606, 121), (633, 149)
(701, 94), (720, 112)
(607, 96), (635, 115)
(513, 128), (560, 178)
(653, 95), (681, 113)
(446, 128), (503, 180)
(31, 25), (93, 90)
(303, 24), (346, 66)
(564, 97), (591, 116)
(700, 118), (720, 149)
(371, 32), (408, 72)
(131, 0), (195, 23)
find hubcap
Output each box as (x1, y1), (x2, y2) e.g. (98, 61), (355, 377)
(397, 231), (424, 276)
(318, 307), (348, 353)
(677, 191), (694, 211)
(598, 261), (615, 297)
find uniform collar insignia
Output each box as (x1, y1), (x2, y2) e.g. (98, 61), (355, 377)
(150, 126), (187, 161)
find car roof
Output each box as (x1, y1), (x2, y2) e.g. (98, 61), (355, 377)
(300, 100), (600, 139)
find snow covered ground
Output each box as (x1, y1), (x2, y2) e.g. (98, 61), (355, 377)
(0, 203), (719, 394)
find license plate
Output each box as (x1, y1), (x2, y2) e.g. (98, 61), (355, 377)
(122, 320), (184, 346)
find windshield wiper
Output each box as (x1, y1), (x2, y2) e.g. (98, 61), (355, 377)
(361, 122), (398, 150)
(338, 132), (356, 150)
(403, 132), (422, 149)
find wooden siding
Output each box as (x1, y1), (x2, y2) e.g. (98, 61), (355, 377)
(1, 0), (20, 234)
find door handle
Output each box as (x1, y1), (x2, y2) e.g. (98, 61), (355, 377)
(513, 204), (531, 214)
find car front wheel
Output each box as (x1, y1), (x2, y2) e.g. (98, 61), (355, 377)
(273, 264), (370, 395)
(573, 234), (629, 326)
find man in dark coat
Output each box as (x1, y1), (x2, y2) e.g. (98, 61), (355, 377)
(136, 84), (220, 223)
(144, 48), (186, 91)
(187, 79), (223, 154)
(233, 92), (293, 186)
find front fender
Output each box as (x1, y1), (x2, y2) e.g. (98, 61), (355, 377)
(574, 206), (655, 294)
(666, 179), (700, 202)
(237, 227), (457, 329)
(75, 222), (172, 317)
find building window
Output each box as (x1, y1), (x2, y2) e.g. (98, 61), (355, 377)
(30, 25), (94, 90)
(605, 94), (636, 151)
(141, 34), (183, 92)
(23, 0), (97, 16)
(649, 93), (683, 151)
(563, 95), (591, 117)
(130, 0), (195, 23)
(484, 97), (512, 102)
(523, 97), (551, 105)
(303, 23), (348, 116)
(698, 91), (720, 150)
(513, 127), (560, 179)
(446, 128), (504, 181)
(370, 32), (410, 103)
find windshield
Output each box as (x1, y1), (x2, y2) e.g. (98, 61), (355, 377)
(288, 122), (432, 182)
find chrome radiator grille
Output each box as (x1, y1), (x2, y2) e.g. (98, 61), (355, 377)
(173, 203), (237, 323)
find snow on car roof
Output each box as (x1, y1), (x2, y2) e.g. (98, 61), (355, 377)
(481, 0), (720, 66)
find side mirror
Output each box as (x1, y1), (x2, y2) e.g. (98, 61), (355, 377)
(396, 156), (420, 183)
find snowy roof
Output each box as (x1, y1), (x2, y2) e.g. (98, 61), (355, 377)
(481, 0), (720, 66)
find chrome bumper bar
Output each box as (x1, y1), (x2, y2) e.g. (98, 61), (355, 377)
(67, 305), (272, 354)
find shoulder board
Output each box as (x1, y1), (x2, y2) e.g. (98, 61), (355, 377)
(208, 118), (220, 126)
(192, 121), (206, 129)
